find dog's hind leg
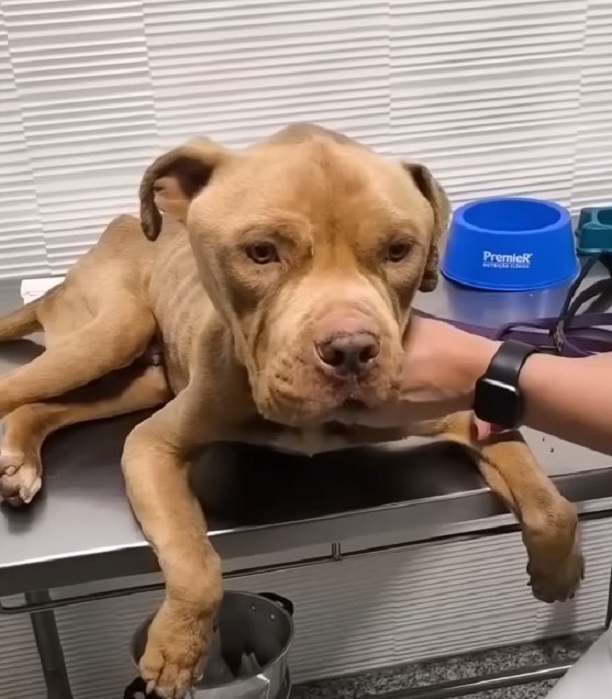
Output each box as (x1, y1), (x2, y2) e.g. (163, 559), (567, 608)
(0, 362), (170, 506)
(0, 295), (156, 417)
(0, 294), (46, 342)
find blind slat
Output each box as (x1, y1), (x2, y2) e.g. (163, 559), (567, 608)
(0, 0), (610, 278)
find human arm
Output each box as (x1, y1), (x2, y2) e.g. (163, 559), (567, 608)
(364, 314), (612, 456)
(514, 350), (612, 455)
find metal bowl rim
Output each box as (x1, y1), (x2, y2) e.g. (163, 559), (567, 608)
(130, 589), (295, 689)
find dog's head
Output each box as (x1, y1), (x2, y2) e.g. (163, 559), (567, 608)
(139, 124), (449, 426)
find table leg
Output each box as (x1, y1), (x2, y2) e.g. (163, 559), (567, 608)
(606, 560), (612, 630)
(27, 590), (73, 699)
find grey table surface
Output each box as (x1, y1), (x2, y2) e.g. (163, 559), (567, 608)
(1, 273), (612, 597)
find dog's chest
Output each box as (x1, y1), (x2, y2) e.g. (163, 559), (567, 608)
(270, 427), (349, 456)
(240, 421), (357, 456)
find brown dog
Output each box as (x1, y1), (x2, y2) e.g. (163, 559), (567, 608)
(0, 124), (583, 697)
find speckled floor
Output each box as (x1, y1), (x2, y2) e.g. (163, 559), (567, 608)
(291, 630), (600, 698)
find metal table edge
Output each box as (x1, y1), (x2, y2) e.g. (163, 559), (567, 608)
(1, 467), (611, 598)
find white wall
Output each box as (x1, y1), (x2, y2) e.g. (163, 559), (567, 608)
(1, 0), (611, 279)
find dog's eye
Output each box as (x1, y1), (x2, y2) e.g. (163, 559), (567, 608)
(387, 241), (410, 262)
(246, 242), (279, 265)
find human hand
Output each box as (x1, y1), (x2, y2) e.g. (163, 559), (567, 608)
(351, 314), (499, 428)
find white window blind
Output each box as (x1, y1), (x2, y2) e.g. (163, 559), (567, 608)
(0, 0), (611, 280)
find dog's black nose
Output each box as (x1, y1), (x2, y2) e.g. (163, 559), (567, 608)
(315, 332), (380, 376)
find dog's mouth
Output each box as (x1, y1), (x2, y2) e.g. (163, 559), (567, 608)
(320, 396), (373, 423)
(262, 390), (373, 428)
(325, 397), (378, 426)
(260, 351), (401, 426)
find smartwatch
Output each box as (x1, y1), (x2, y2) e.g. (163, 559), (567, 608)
(473, 340), (539, 429)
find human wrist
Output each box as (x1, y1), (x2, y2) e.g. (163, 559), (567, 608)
(453, 333), (500, 408)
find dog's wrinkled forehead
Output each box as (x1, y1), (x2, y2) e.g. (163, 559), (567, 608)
(139, 124), (449, 298)
(190, 129), (433, 249)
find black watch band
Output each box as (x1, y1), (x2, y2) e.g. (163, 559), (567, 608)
(473, 340), (539, 429)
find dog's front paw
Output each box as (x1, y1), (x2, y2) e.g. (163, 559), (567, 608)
(0, 450), (42, 506)
(527, 535), (585, 603)
(140, 601), (213, 699)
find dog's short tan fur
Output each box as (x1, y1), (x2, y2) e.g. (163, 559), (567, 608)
(0, 124), (583, 698)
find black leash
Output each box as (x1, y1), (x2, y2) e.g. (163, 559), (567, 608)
(417, 254), (612, 357)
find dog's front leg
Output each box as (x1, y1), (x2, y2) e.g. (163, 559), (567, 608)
(122, 389), (222, 699)
(415, 412), (584, 603)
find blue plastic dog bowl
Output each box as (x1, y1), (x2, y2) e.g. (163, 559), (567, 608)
(441, 197), (579, 291)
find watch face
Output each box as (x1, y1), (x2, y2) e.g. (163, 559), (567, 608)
(474, 378), (522, 428)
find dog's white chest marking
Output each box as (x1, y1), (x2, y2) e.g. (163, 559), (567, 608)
(267, 427), (351, 457)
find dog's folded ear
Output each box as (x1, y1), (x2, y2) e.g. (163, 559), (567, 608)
(139, 137), (231, 241)
(402, 162), (450, 292)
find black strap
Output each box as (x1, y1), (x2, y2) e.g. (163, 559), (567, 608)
(552, 253), (612, 355)
(415, 253), (612, 357)
(480, 340), (540, 387)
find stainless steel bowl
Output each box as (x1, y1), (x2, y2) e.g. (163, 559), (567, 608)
(128, 590), (294, 699)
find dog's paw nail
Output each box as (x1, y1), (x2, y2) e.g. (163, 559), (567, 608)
(1, 465), (42, 506)
(19, 477), (41, 504)
(4, 466), (16, 476)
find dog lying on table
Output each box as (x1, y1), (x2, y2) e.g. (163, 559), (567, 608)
(0, 124), (583, 697)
